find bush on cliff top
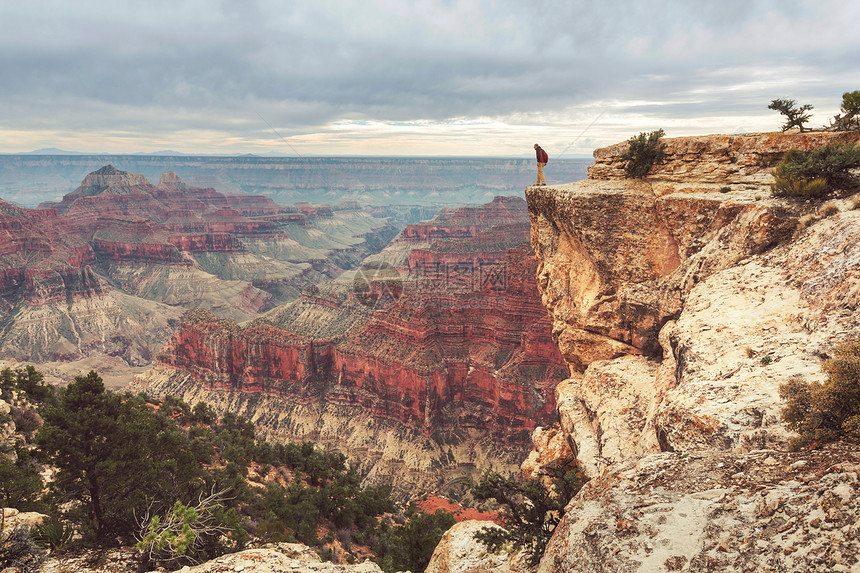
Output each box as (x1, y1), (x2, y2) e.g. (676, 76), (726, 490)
(780, 340), (860, 449)
(770, 143), (860, 199)
(621, 129), (667, 178)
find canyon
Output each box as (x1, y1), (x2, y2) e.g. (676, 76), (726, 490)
(0, 155), (590, 208)
(0, 165), (398, 382)
(132, 196), (567, 497)
(439, 130), (860, 572)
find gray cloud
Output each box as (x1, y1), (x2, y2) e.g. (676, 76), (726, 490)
(0, 0), (857, 154)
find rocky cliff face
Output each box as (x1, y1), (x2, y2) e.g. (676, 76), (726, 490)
(0, 167), (397, 371)
(133, 196), (566, 497)
(522, 131), (860, 571)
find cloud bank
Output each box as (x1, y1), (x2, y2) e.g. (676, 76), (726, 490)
(1, 0), (857, 156)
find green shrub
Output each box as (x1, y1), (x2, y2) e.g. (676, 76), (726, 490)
(136, 490), (235, 567)
(621, 129), (667, 178)
(374, 508), (456, 573)
(0, 444), (44, 513)
(780, 340), (860, 449)
(32, 520), (74, 551)
(770, 143), (860, 198)
(770, 170), (828, 199)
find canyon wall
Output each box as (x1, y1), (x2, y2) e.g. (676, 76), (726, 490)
(133, 196), (567, 497)
(0, 166), (398, 372)
(519, 131), (860, 572)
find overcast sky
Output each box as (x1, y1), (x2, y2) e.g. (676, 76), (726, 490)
(1, 0), (858, 156)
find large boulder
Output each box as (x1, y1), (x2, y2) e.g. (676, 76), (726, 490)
(426, 520), (528, 573)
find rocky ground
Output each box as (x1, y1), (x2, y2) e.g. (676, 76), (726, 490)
(540, 442), (860, 572)
(36, 543), (382, 573)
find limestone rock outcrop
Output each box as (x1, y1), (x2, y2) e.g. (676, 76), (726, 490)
(539, 443), (860, 573)
(146, 545), (383, 573)
(0, 167), (397, 372)
(527, 130), (860, 477)
(41, 543), (380, 573)
(426, 520), (528, 573)
(133, 197), (566, 496)
(521, 131), (860, 572)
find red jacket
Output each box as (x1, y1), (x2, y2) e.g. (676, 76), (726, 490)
(535, 147), (548, 163)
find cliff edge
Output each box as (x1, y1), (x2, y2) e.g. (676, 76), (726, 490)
(521, 131), (860, 572)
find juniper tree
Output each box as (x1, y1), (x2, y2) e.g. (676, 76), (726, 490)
(768, 98), (814, 132)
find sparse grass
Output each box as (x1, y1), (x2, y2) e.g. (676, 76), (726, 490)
(820, 202), (841, 218)
(761, 355), (773, 365)
(744, 346), (755, 358)
(797, 213), (819, 230)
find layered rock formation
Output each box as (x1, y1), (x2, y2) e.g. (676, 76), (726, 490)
(133, 197), (566, 497)
(520, 131), (860, 571)
(0, 166), (397, 371)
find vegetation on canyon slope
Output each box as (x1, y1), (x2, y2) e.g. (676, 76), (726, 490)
(780, 340), (860, 450)
(470, 466), (585, 566)
(0, 366), (453, 572)
(770, 142), (860, 199)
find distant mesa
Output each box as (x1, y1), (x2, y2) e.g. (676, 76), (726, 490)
(65, 164), (151, 200)
(0, 154), (592, 208)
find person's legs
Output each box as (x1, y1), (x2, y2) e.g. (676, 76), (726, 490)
(537, 162), (546, 185)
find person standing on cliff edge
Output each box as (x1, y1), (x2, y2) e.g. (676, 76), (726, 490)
(534, 144), (548, 186)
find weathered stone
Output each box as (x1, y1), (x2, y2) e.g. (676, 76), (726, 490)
(521, 131), (860, 572)
(588, 131), (860, 186)
(526, 132), (860, 477)
(538, 443), (860, 573)
(1, 508), (48, 529)
(521, 423), (576, 482)
(426, 520), (528, 573)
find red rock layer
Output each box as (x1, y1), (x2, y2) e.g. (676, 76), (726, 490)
(156, 197), (566, 446)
